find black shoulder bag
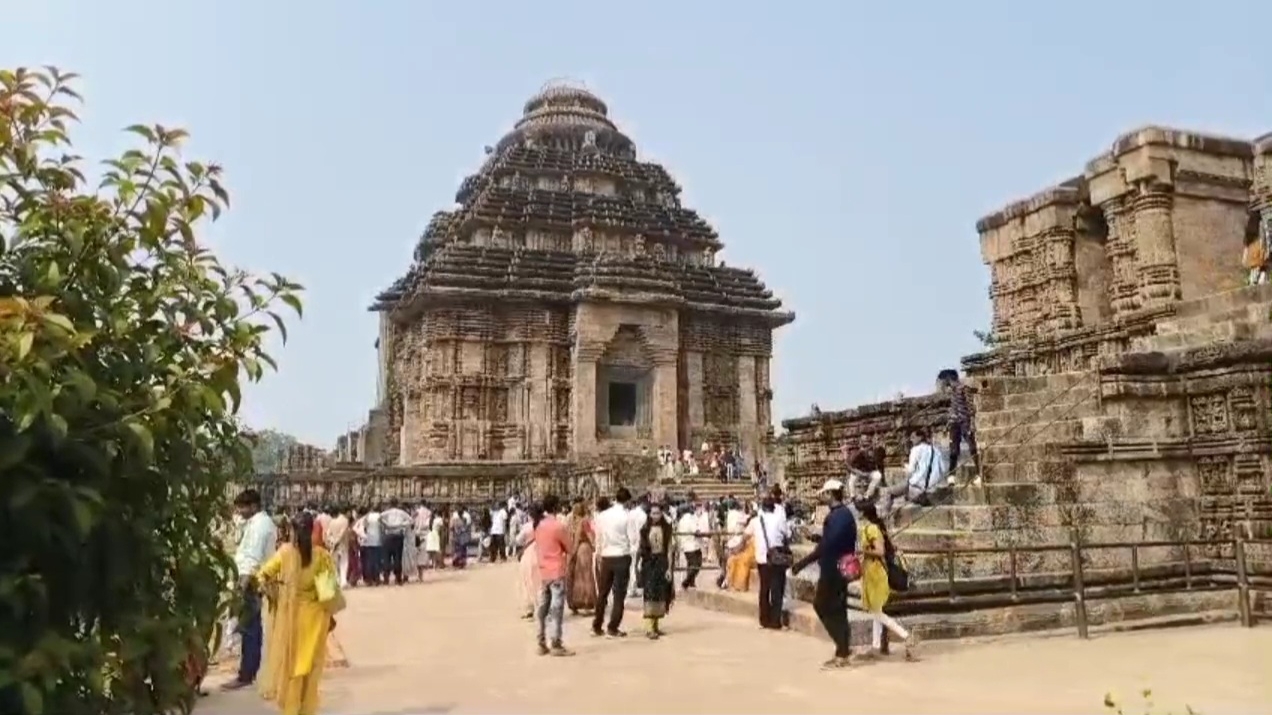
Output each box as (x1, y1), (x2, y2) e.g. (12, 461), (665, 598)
(759, 514), (793, 567)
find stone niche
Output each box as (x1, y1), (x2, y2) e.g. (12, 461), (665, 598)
(572, 303), (679, 456)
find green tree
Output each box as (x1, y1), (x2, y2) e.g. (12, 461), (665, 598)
(247, 428), (299, 475)
(0, 67), (302, 715)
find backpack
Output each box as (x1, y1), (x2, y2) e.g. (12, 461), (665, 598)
(883, 534), (911, 592)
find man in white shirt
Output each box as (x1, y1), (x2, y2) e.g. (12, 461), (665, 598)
(379, 500), (413, 585)
(324, 506), (351, 588)
(489, 503), (509, 562)
(676, 498), (710, 589)
(592, 487), (635, 637)
(224, 489), (276, 690)
(353, 505), (384, 585)
(626, 497), (648, 598)
(750, 497), (792, 630)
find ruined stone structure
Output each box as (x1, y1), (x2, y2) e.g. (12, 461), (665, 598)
(782, 127), (1272, 635)
(263, 82), (791, 504)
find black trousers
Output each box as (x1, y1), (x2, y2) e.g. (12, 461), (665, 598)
(682, 550), (703, 588)
(592, 555), (632, 634)
(360, 545), (383, 584)
(383, 533), (405, 583)
(756, 563), (787, 628)
(489, 534), (507, 562)
(949, 421), (981, 474)
(813, 569), (852, 658)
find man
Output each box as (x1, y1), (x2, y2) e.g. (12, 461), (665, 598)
(324, 505), (351, 588)
(533, 494), (575, 657)
(938, 368), (982, 484)
(792, 479), (858, 669)
(380, 500), (413, 585)
(353, 504), (384, 586)
(592, 487), (635, 638)
(222, 489), (276, 691)
(751, 496), (792, 630)
(626, 495), (648, 598)
(676, 496), (709, 589)
(488, 502), (509, 562)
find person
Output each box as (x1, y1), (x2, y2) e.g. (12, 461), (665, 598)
(751, 496), (792, 630)
(937, 368), (981, 483)
(792, 479), (858, 669)
(676, 497), (708, 590)
(222, 489), (276, 691)
(592, 488), (635, 638)
(1244, 222), (1270, 286)
(425, 508), (444, 569)
(255, 511), (343, 715)
(323, 505), (351, 589)
(846, 450), (884, 505)
(352, 504), (383, 586)
(626, 496), (648, 599)
(379, 500), (412, 585)
(725, 505), (757, 592)
(637, 503), (676, 639)
(516, 503), (544, 620)
(450, 508), (471, 568)
(565, 499), (598, 614)
(489, 502), (509, 562)
(880, 428), (944, 513)
(856, 502), (919, 660)
(533, 494), (575, 656)
(345, 508), (362, 588)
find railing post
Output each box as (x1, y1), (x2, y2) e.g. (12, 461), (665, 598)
(1183, 535), (1193, 590)
(1235, 535), (1253, 628)
(1008, 546), (1019, 601)
(1070, 527), (1089, 639)
(1130, 544), (1141, 593)
(946, 549), (958, 603)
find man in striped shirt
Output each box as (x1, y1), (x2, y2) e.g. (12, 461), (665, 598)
(938, 368), (981, 484)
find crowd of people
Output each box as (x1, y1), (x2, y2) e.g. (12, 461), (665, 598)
(647, 441), (767, 485)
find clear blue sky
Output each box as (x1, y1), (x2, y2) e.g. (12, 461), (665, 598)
(9, 1), (1271, 446)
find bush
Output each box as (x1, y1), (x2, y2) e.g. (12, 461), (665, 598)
(0, 67), (301, 715)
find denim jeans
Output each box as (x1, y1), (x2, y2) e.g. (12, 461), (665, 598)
(237, 583), (262, 683)
(536, 578), (567, 644)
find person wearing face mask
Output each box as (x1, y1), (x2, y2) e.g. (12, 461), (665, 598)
(637, 503), (677, 639)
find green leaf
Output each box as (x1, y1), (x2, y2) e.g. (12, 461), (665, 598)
(16, 331), (34, 359)
(47, 414), (68, 440)
(20, 681), (43, 715)
(280, 293), (303, 318)
(71, 497), (95, 537)
(0, 434), (33, 471)
(124, 124), (156, 142)
(41, 312), (74, 333)
(125, 421), (154, 461)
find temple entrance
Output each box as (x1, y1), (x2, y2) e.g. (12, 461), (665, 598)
(607, 381), (638, 426)
(595, 324), (654, 440)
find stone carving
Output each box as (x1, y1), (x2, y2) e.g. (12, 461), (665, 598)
(1189, 394), (1230, 435)
(1228, 386), (1258, 431)
(582, 130), (597, 150)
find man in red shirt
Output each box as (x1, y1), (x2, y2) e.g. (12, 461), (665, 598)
(533, 494), (574, 656)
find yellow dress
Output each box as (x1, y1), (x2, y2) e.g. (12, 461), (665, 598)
(256, 544), (340, 715)
(859, 523), (891, 613)
(726, 538), (756, 592)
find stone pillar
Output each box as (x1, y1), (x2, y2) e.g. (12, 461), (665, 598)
(527, 344), (551, 459)
(571, 350), (599, 455)
(652, 360), (678, 450)
(1129, 183), (1181, 308)
(736, 355), (759, 464)
(1101, 197), (1140, 316)
(1043, 227), (1081, 332)
(685, 351), (705, 436)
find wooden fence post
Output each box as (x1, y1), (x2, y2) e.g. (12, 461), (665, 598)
(1070, 527), (1089, 639)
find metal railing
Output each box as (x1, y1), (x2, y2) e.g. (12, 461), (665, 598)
(898, 529), (1272, 638)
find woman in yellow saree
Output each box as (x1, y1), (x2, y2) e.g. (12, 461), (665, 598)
(725, 511), (757, 592)
(256, 512), (344, 715)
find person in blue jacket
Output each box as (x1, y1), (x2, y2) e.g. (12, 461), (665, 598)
(792, 478), (858, 668)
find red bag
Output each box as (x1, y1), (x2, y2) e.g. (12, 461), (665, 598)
(837, 552), (862, 581)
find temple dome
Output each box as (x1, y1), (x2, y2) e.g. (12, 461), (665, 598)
(496, 80), (634, 156)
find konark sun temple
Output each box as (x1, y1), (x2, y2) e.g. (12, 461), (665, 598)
(254, 84), (1271, 638)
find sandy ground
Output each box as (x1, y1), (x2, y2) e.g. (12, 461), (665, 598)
(199, 562), (1272, 715)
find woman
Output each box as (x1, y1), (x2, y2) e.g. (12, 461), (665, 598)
(256, 511), (344, 715)
(725, 507), (757, 592)
(345, 508), (362, 588)
(565, 500), (598, 614)
(437, 506), (452, 567)
(425, 509), (443, 569)
(515, 503), (544, 620)
(858, 502), (918, 660)
(637, 503), (676, 639)
(450, 509), (470, 569)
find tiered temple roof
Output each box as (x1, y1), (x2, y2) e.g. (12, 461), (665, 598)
(371, 81), (793, 327)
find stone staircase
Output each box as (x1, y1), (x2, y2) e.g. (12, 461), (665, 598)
(660, 477), (753, 503)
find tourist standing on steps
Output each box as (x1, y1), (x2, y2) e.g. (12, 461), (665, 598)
(791, 479), (857, 670)
(751, 496), (792, 630)
(488, 501), (509, 562)
(592, 487), (635, 637)
(937, 368), (982, 483)
(533, 494), (575, 656)
(223, 488), (277, 691)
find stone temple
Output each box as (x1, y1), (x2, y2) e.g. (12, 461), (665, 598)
(780, 127), (1272, 638)
(258, 82), (793, 504)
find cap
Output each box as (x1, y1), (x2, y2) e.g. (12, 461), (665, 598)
(820, 478), (844, 493)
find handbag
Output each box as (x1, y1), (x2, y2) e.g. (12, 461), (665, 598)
(837, 552), (862, 581)
(315, 565), (347, 615)
(883, 536), (911, 592)
(758, 514), (793, 567)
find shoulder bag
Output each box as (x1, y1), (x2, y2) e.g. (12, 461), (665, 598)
(758, 514), (793, 567)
